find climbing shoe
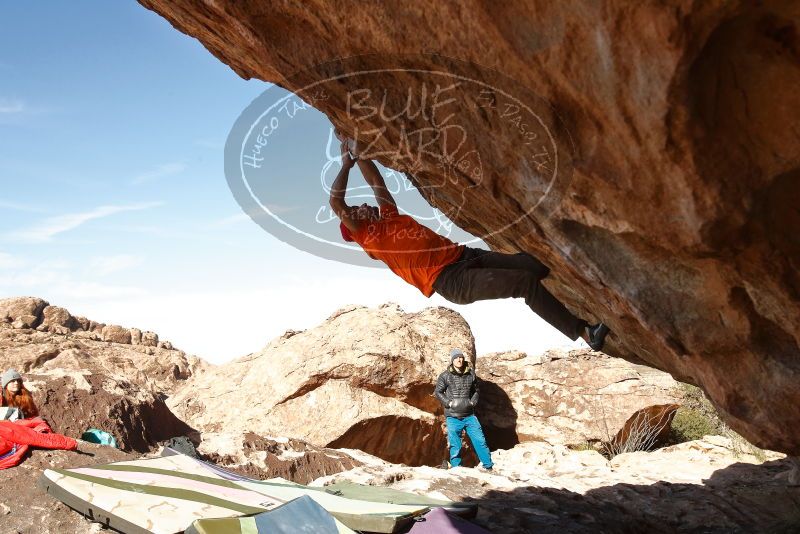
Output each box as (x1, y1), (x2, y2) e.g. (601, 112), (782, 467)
(586, 323), (610, 351)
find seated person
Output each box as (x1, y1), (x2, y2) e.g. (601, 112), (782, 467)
(1, 369), (39, 419)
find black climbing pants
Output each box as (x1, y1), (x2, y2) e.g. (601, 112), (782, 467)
(432, 247), (585, 340)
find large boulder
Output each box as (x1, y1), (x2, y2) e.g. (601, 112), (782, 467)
(0, 296), (47, 329)
(101, 324), (132, 344)
(169, 304), (472, 466)
(37, 306), (78, 334)
(479, 350), (680, 447)
(138, 1), (800, 454)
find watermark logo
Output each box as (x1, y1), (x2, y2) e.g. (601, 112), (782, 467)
(225, 54), (573, 267)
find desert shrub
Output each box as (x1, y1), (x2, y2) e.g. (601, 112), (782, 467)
(601, 406), (675, 459)
(719, 421), (769, 462)
(669, 407), (719, 442)
(669, 383), (768, 461)
(668, 383), (727, 442)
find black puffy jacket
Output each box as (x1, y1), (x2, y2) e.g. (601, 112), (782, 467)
(434, 364), (479, 418)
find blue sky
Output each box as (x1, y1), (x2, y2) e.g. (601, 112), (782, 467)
(0, 2), (582, 363)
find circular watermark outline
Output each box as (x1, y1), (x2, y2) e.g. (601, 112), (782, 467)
(225, 54), (574, 266)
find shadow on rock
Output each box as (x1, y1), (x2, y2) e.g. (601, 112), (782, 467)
(479, 379), (520, 451)
(465, 458), (800, 534)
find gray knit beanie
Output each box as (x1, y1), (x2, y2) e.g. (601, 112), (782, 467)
(450, 348), (464, 363)
(2, 369), (22, 390)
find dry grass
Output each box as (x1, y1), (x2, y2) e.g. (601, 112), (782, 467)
(601, 406), (675, 458)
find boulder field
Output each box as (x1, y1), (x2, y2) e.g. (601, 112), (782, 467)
(137, 0), (800, 454)
(1, 297), (797, 532)
(167, 303), (682, 467)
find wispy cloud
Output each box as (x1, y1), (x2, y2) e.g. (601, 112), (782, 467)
(211, 205), (298, 227)
(112, 224), (197, 240)
(89, 254), (144, 276)
(131, 162), (186, 185)
(0, 99), (24, 114)
(6, 202), (163, 243)
(0, 199), (46, 213)
(0, 252), (147, 302)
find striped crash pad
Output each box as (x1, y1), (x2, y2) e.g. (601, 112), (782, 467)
(38, 451), (428, 534)
(323, 480), (478, 519)
(186, 495), (353, 534)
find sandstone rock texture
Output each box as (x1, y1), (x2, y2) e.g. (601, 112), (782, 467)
(138, 0), (800, 454)
(313, 439), (797, 533)
(169, 304), (472, 466)
(170, 303), (680, 466)
(0, 297), (206, 451)
(479, 350), (679, 447)
(196, 431), (363, 484)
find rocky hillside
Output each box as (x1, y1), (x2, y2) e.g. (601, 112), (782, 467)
(137, 0), (800, 454)
(1, 297), (796, 533)
(0, 297), (205, 451)
(169, 303), (681, 467)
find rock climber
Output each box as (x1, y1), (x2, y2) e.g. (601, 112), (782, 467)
(328, 130), (611, 351)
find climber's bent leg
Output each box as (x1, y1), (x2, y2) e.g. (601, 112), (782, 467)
(433, 248), (585, 340)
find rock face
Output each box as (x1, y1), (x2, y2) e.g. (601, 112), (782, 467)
(479, 350), (679, 447)
(138, 1), (800, 454)
(0, 297), (205, 451)
(312, 439), (796, 534)
(169, 304), (472, 466)
(170, 303), (680, 466)
(196, 431), (363, 484)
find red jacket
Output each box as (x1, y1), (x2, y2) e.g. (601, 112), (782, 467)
(0, 417), (77, 469)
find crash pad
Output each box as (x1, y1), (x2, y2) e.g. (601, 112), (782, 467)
(323, 480), (478, 519)
(407, 507), (493, 534)
(185, 495), (355, 534)
(161, 448), (428, 533)
(39, 450), (428, 534)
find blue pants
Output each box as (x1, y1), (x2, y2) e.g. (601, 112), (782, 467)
(446, 415), (493, 468)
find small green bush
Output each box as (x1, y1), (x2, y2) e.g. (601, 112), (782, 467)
(669, 383), (768, 461)
(669, 407), (720, 442)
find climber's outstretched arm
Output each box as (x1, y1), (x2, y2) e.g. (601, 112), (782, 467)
(329, 142), (360, 233)
(357, 158), (396, 208)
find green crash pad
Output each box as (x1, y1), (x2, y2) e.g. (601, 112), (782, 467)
(323, 480), (478, 519)
(185, 494), (355, 534)
(39, 450), (429, 534)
